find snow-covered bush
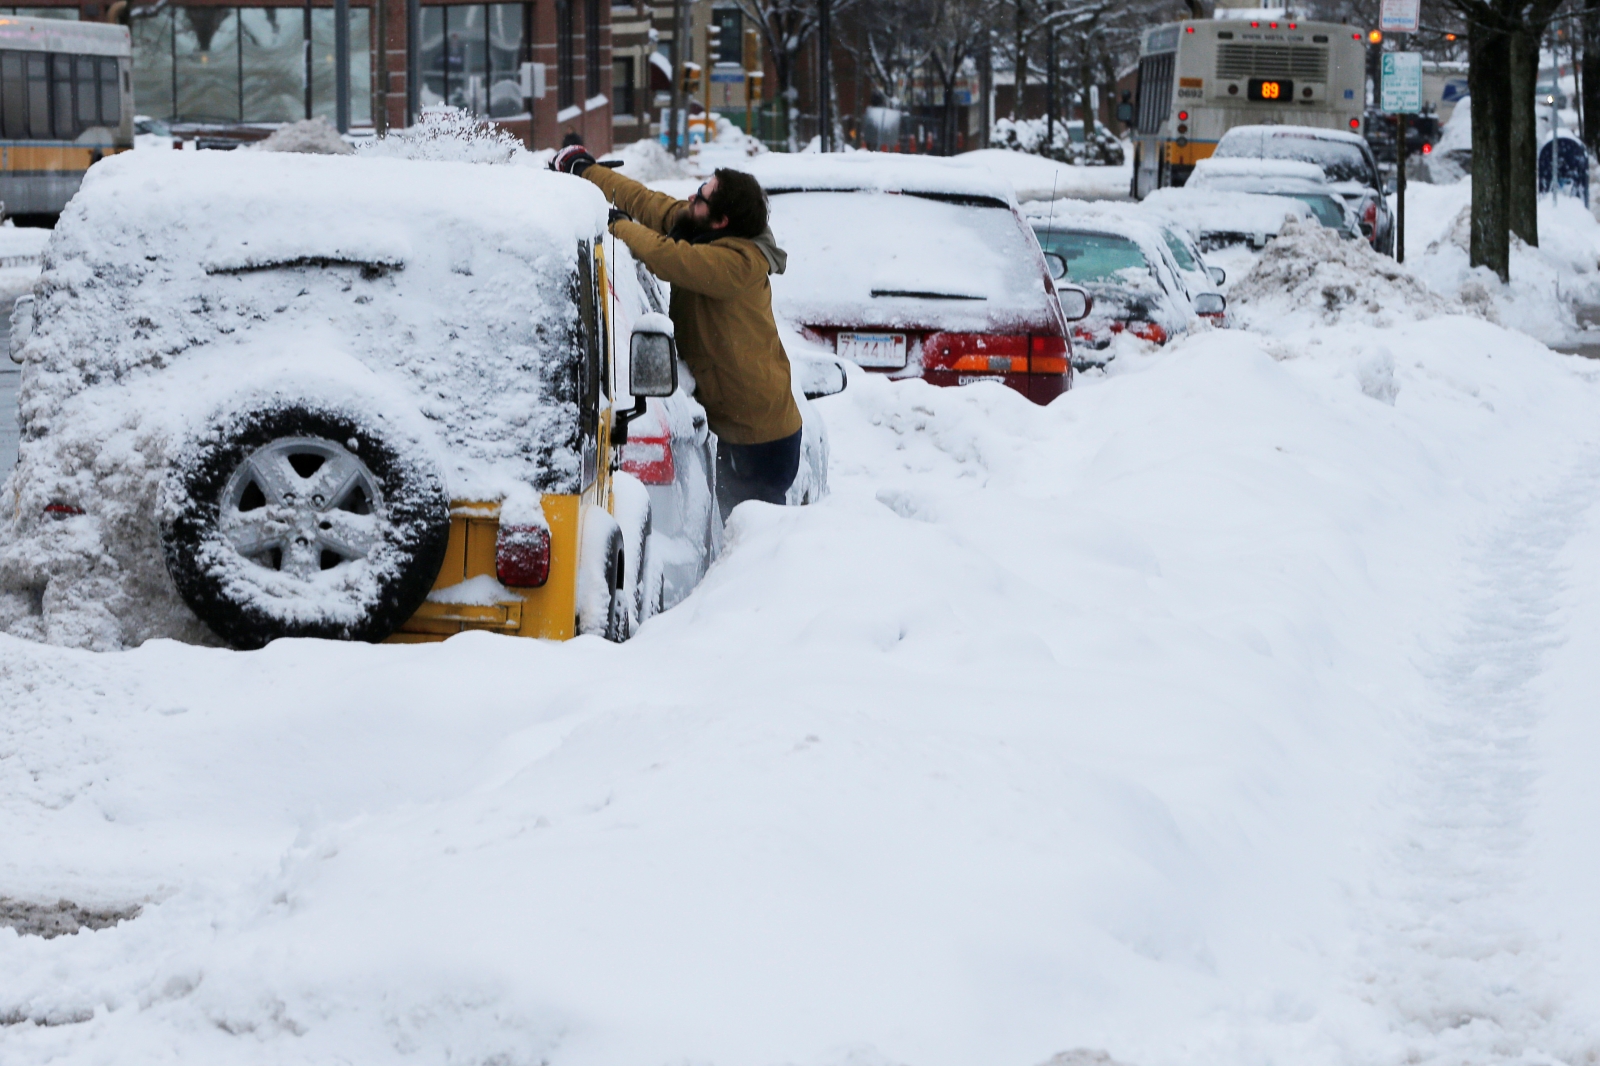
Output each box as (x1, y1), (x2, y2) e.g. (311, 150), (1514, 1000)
(991, 116), (1124, 166)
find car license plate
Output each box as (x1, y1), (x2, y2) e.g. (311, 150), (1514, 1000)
(837, 331), (907, 369)
(957, 375), (1002, 386)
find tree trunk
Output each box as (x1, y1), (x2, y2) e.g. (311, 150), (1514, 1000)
(1469, 24), (1512, 280)
(1079, 42), (1094, 151)
(1012, 0), (1025, 119)
(1508, 25), (1540, 246)
(979, 35), (992, 147)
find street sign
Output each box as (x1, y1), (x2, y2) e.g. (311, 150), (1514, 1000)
(1381, 52), (1423, 114)
(1379, 0), (1420, 34)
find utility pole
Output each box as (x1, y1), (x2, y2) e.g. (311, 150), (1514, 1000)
(406, 0), (421, 125)
(1045, 1), (1056, 156)
(304, 0), (313, 119)
(818, 0), (832, 151)
(335, 0), (350, 132)
(669, 0), (684, 157)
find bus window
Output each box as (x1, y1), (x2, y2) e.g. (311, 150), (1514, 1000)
(1, 52), (25, 140)
(75, 55), (95, 127)
(98, 58), (119, 125)
(26, 53), (48, 138)
(51, 53), (73, 138)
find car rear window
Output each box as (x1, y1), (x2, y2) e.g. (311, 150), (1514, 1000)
(1287, 194), (1349, 229)
(767, 191), (1049, 326)
(1216, 131), (1374, 185)
(1033, 229), (1150, 284)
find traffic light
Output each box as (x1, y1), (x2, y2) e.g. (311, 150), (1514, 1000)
(1368, 29), (1382, 44)
(681, 61), (701, 95)
(743, 27), (761, 72)
(706, 21), (720, 66)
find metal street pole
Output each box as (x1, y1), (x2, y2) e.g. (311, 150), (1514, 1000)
(304, 0), (313, 119)
(1045, 2), (1056, 155)
(335, 0), (351, 132)
(1397, 111), (1407, 262)
(669, 0), (683, 157)
(406, 0), (420, 125)
(818, 0), (832, 151)
(374, 0), (388, 134)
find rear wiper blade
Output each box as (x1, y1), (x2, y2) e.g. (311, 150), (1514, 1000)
(870, 289), (987, 300)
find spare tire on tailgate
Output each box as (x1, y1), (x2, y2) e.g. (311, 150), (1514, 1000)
(159, 398), (450, 649)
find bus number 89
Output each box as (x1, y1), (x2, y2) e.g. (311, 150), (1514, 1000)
(1248, 78), (1294, 102)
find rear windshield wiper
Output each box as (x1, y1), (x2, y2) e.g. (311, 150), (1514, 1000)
(207, 256), (402, 280)
(870, 289), (987, 300)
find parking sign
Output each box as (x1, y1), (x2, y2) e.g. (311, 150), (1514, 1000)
(1380, 0), (1420, 33)
(1381, 52), (1423, 114)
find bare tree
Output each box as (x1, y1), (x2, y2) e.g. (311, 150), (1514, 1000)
(736, 0), (862, 149)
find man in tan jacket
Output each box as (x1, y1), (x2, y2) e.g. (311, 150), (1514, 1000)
(552, 144), (803, 521)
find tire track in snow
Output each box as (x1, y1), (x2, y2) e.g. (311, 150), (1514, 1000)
(1362, 450), (1600, 1066)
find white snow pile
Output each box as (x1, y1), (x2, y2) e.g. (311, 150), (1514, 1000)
(1403, 180), (1600, 343)
(956, 146), (1133, 203)
(0, 149), (608, 649)
(600, 136), (696, 181)
(4, 316), (1600, 1065)
(1229, 215), (1460, 330)
(254, 116), (353, 155)
(359, 106), (535, 165)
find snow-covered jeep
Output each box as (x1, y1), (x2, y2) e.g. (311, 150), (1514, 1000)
(0, 150), (835, 650)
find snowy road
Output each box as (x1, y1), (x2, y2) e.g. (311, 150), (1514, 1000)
(6, 314), (1600, 1065)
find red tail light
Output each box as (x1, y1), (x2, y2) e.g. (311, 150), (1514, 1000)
(619, 433), (676, 485)
(1422, 142), (1433, 154)
(43, 503), (84, 518)
(1349, 118), (1361, 130)
(1029, 333), (1069, 374)
(1129, 322), (1169, 344)
(922, 332), (1029, 373)
(1363, 200), (1378, 226)
(496, 524), (551, 588)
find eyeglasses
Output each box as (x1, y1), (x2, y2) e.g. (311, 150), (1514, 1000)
(692, 184), (711, 207)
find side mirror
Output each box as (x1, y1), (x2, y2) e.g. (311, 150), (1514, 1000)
(629, 314), (678, 398)
(9, 293), (33, 364)
(1359, 220), (1374, 238)
(1042, 251), (1068, 281)
(1058, 285), (1093, 322)
(796, 355), (848, 400)
(1193, 292), (1226, 316)
(1206, 264), (1226, 286)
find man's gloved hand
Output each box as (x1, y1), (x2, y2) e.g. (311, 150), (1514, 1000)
(608, 207), (633, 227)
(550, 144), (595, 176)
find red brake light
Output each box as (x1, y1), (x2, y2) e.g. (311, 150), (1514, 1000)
(43, 503), (84, 518)
(922, 332), (1028, 373)
(1251, 20), (1259, 27)
(1269, 21), (1278, 28)
(1349, 118), (1360, 129)
(1363, 200), (1378, 224)
(1288, 22), (1297, 28)
(1130, 322), (1169, 345)
(496, 524), (550, 588)
(1422, 142), (1433, 154)
(1178, 110), (1189, 121)
(1029, 333), (1069, 375)
(1185, 25), (1194, 32)
(618, 433), (676, 485)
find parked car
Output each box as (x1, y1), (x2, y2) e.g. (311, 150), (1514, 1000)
(0, 150), (845, 651)
(1139, 186), (1319, 252)
(750, 155), (1088, 405)
(1152, 218), (1228, 325)
(1027, 211), (1198, 362)
(1186, 157), (1362, 241)
(1211, 125), (1394, 254)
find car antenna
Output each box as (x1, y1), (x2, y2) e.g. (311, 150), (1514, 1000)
(1044, 169), (1061, 273)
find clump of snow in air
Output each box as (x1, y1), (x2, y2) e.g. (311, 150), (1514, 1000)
(358, 106), (534, 165)
(1229, 215), (1459, 331)
(5, 309), (1600, 1064)
(0, 149), (608, 649)
(254, 116), (354, 155)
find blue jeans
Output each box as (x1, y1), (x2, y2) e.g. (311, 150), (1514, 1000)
(716, 429), (802, 521)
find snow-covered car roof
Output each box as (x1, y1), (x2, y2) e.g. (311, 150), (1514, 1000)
(1218, 124), (1370, 148)
(743, 152), (1019, 206)
(1189, 156), (1328, 188)
(1024, 204), (1191, 339)
(1139, 187), (1316, 245)
(23, 150), (611, 501)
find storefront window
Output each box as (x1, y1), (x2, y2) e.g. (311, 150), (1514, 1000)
(421, 4), (526, 118)
(175, 7), (241, 123)
(311, 6), (370, 125)
(131, 9), (174, 120)
(240, 7), (302, 123)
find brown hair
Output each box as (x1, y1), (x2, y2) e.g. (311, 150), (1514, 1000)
(707, 168), (769, 239)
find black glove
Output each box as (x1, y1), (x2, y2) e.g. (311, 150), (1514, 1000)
(608, 207), (633, 227)
(550, 144), (595, 176)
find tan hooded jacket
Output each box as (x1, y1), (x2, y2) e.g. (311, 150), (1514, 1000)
(583, 165), (803, 446)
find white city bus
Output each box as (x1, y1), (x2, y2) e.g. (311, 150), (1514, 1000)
(0, 16), (132, 221)
(1131, 18), (1367, 198)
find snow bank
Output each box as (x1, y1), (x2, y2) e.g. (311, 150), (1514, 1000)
(1403, 180), (1600, 343)
(4, 309), (1600, 1065)
(254, 116), (353, 155)
(0, 149), (609, 648)
(1229, 215), (1460, 331)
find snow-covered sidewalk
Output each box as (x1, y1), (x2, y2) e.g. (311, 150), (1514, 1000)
(5, 298), (1600, 1064)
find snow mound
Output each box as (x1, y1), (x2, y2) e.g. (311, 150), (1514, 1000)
(601, 137), (695, 182)
(359, 107), (533, 165)
(255, 117), (353, 155)
(1230, 215), (1459, 329)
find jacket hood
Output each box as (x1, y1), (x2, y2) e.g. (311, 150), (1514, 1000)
(749, 227), (787, 275)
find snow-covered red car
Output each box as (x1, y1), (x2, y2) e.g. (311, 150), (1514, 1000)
(748, 155), (1084, 405)
(0, 149), (840, 650)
